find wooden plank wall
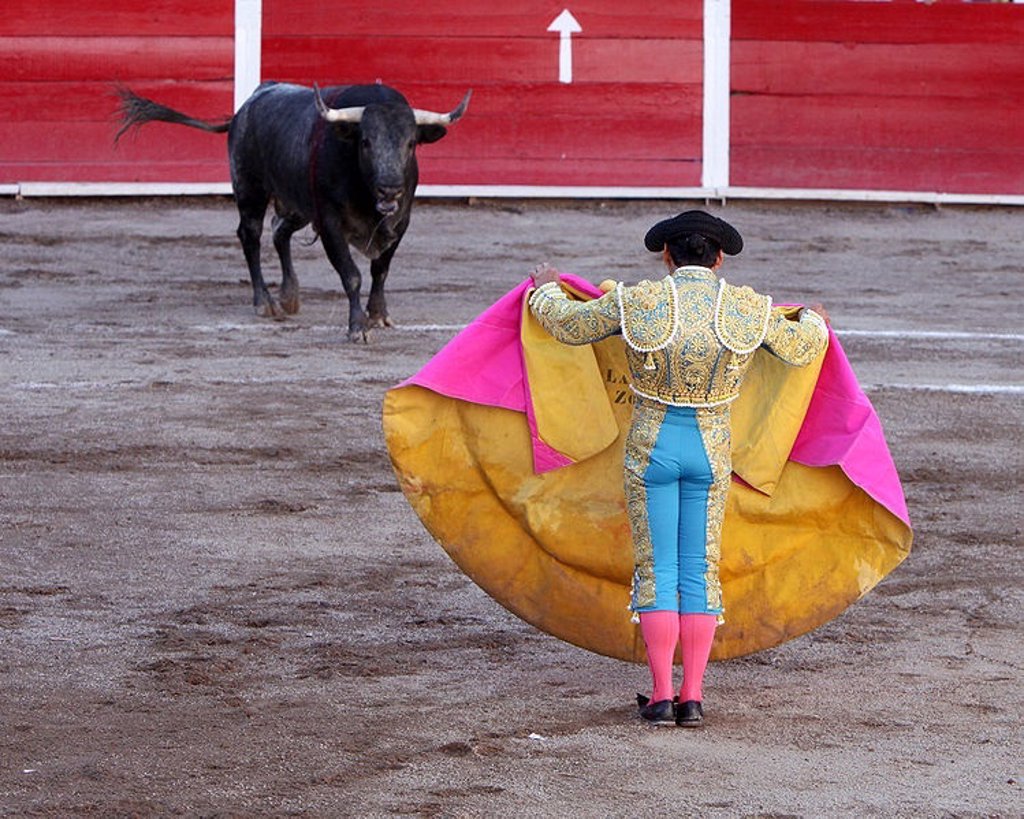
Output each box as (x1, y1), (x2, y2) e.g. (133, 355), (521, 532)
(261, 1), (705, 187)
(1, 1), (1021, 195)
(0, 0), (234, 184)
(731, 0), (1024, 194)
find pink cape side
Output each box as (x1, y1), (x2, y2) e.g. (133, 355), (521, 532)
(398, 282), (530, 412)
(398, 278), (578, 472)
(790, 328), (911, 525)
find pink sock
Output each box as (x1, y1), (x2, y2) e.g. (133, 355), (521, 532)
(640, 611), (679, 702)
(678, 613), (717, 702)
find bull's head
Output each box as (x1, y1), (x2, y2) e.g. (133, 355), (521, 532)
(314, 86), (472, 216)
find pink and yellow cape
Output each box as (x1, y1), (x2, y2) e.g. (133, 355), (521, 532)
(383, 276), (912, 661)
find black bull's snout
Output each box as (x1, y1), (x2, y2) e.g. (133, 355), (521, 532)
(374, 184), (404, 215)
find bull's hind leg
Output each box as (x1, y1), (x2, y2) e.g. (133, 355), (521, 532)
(271, 211), (307, 315)
(235, 195), (282, 318)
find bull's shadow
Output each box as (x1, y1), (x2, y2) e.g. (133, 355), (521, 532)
(116, 81), (471, 342)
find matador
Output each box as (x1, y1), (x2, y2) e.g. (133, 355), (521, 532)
(528, 210), (828, 727)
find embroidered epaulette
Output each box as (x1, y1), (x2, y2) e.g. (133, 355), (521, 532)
(713, 281), (772, 354)
(617, 277), (678, 353)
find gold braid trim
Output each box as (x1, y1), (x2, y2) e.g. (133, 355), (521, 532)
(623, 399), (667, 612)
(695, 404), (732, 618)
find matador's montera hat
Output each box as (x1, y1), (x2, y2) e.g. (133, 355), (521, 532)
(644, 210), (744, 256)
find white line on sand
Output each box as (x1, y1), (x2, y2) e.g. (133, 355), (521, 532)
(391, 325), (1024, 343)
(99, 323), (1020, 341)
(837, 329), (1024, 342)
(864, 383), (1024, 396)
(9, 378), (1022, 396)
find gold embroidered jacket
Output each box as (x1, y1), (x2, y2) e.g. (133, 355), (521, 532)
(529, 266), (828, 408)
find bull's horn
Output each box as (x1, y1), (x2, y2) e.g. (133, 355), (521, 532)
(412, 89), (473, 126)
(313, 83), (365, 123)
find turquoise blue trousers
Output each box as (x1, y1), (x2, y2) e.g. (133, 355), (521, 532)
(633, 406), (718, 614)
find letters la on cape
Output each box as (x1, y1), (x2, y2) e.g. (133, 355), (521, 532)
(382, 275), (912, 663)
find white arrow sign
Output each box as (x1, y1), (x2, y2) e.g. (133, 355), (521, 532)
(547, 9), (582, 84)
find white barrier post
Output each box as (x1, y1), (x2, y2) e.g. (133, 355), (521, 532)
(235, 0), (263, 111)
(702, 0), (731, 193)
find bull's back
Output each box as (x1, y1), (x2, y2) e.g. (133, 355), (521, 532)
(230, 83), (318, 153)
(228, 84), (322, 209)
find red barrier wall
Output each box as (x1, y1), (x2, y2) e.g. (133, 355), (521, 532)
(0, 0), (233, 184)
(731, 0), (1024, 195)
(0, 1), (1021, 197)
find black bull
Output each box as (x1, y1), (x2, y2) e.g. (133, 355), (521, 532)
(116, 82), (471, 340)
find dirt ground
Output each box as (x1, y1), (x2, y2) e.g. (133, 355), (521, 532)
(0, 196), (1021, 818)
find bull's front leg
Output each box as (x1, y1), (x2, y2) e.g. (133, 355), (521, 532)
(367, 240), (400, 328)
(320, 227), (369, 342)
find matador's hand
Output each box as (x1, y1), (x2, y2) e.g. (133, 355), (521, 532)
(530, 262), (561, 287)
(807, 303), (831, 325)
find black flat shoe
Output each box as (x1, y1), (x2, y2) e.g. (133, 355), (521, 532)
(636, 693), (680, 708)
(636, 694), (675, 725)
(675, 699), (704, 728)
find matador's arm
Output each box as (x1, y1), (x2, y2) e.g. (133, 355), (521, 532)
(528, 281), (622, 346)
(761, 306), (829, 366)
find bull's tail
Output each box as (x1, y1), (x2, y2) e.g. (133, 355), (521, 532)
(114, 86), (231, 143)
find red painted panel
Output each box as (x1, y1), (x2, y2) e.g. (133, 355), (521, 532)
(731, 0), (1024, 194)
(731, 146), (1024, 196)
(734, 42), (1024, 102)
(733, 0), (1024, 45)
(0, 37), (233, 83)
(0, 82), (233, 124)
(6, 161), (229, 185)
(4, 122), (229, 165)
(0, 0), (233, 184)
(420, 156), (701, 188)
(263, 2), (702, 39)
(734, 95), (1024, 153)
(264, 36), (700, 86)
(403, 85), (701, 159)
(425, 114), (699, 163)
(0, 0), (232, 37)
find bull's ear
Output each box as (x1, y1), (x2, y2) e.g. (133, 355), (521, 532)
(416, 124), (448, 145)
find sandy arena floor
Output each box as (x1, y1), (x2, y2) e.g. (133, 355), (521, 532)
(0, 196), (1021, 816)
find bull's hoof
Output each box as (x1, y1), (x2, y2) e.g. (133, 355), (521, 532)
(280, 296), (300, 315)
(256, 299), (284, 319)
(347, 328), (370, 344)
(367, 314), (392, 329)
